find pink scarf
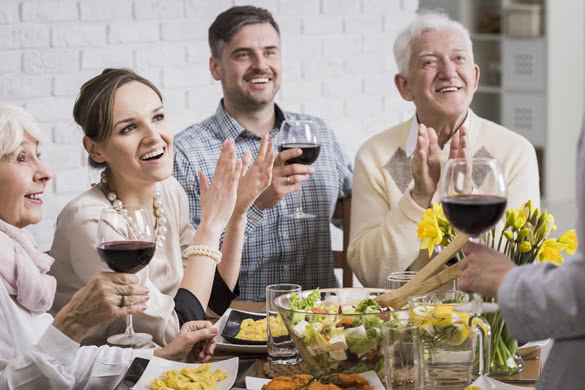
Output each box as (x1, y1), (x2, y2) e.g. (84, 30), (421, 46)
(0, 219), (56, 314)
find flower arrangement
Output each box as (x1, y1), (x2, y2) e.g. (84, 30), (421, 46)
(417, 200), (578, 374)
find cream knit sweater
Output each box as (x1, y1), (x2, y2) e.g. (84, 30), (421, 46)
(348, 112), (541, 287)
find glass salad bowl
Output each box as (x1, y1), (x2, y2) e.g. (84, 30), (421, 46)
(274, 288), (400, 379)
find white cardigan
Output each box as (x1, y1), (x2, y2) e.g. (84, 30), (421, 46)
(0, 279), (153, 389)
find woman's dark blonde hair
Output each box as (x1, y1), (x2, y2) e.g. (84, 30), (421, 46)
(73, 68), (163, 168)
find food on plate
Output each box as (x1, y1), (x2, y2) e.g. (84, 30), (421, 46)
(261, 373), (373, 390)
(278, 289), (400, 379)
(150, 364), (227, 390)
(236, 314), (288, 341)
(464, 387), (515, 390)
(261, 374), (313, 390)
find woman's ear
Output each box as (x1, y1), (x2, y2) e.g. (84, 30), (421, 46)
(82, 136), (106, 163)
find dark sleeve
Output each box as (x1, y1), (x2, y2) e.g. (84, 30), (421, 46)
(174, 288), (206, 326)
(208, 268), (240, 315)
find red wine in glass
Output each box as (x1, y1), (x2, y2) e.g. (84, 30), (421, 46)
(442, 194), (507, 235)
(279, 143), (321, 165)
(97, 241), (155, 274)
(97, 205), (156, 346)
(277, 120), (320, 219)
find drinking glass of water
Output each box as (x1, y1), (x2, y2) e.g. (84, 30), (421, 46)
(266, 283), (301, 365)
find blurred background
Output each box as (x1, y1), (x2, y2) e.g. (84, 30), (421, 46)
(0, 0), (582, 255)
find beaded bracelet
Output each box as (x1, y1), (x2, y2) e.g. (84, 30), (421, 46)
(183, 245), (222, 265)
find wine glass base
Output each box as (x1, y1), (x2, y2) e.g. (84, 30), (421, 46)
(283, 212), (316, 219)
(107, 332), (153, 347)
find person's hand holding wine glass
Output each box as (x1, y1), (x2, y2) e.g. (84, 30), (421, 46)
(96, 205), (157, 346)
(275, 119), (321, 219)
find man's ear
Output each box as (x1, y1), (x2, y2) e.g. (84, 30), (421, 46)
(473, 63), (480, 91)
(394, 73), (414, 102)
(82, 136), (106, 163)
(210, 56), (222, 81)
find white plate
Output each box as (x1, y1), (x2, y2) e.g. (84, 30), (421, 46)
(214, 308), (267, 354)
(245, 370), (384, 390)
(131, 356), (238, 390)
(518, 339), (549, 356)
(468, 375), (534, 390)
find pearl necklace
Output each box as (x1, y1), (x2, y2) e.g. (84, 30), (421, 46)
(100, 169), (167, 248)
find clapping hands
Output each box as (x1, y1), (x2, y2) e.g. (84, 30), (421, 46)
(233, 134), (276, 216)
(198, 139), (242, 234)
(411, 124), (469, 208)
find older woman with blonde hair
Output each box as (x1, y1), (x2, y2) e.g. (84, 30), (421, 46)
(0, 104), (219, 389)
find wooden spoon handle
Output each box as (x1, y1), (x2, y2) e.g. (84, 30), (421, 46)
(374, 233), (468, 308)
(384, 262), (463, 309)
(406, 232), (469, 288)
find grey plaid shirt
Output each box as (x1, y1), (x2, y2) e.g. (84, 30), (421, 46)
(173, 101), (352, 301)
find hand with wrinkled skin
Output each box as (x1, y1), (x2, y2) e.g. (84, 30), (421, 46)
(154, 320), (217, 362)
(448, 125), (469, 160)
(411, 124), (469, 208)
(233, 134), (276, 216)
(52, 272), (149, 343)
(459, 241), (516, 298)
(255, 147), (314, 209)
(198, 139), (242, 234)
(411, 124), (441, 208)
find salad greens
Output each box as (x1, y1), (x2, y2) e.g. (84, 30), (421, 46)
(282, 289), (395, 379)
(289, 289), (320, 311)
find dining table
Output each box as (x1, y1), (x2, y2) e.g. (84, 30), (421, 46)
(116, 300), (542, 389)
(217, 301), (542, 388)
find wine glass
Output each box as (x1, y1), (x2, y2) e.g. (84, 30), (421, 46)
(97, 206), (156, 346)
(440, 157), (507, 314)
(277, 119), (321, 219)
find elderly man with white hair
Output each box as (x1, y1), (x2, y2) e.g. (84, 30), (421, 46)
(348, 11), (541, 288)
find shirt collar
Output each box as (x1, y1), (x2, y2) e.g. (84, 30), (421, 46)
(214, 99), (286, 141)
(406, 109), (472, 156)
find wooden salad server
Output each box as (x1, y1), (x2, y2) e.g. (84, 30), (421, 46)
(375, 233), (469, 309)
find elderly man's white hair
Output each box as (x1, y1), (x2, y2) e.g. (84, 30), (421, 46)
(0, 104), (45, 159)
(393, 10), (474, 76)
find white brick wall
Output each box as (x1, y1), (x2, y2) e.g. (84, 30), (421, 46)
(0, 0), (417, 249)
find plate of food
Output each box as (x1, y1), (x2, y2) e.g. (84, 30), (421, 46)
(131, 356), (238, 390)
(465, 375), (534, 390)
(246, 370), (384, 390)
(213, 309), (267, 353)
(220, 309), (268, 345)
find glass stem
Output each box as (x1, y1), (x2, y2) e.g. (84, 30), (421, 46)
(296, 182), (304, 215)
(124, 314), (135, 338)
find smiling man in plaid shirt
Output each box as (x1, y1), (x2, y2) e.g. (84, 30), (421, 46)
(173, 6), (352, 301)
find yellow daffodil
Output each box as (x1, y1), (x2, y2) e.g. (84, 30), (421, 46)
(503, 229), (514, 241)
(505, 209), (517, 228)
(537, 239), (568, 265)
(519, 241), (532, 252)
(546, 213), (557, 233)
(518, 227), (530, 240)
(559, 229), (578, 256)
(525, 200), (534, 218)
(514, 205), (529, 230)
(417, 208), (443, 257)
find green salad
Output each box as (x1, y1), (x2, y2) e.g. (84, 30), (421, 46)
(281, 289), (398, 378)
